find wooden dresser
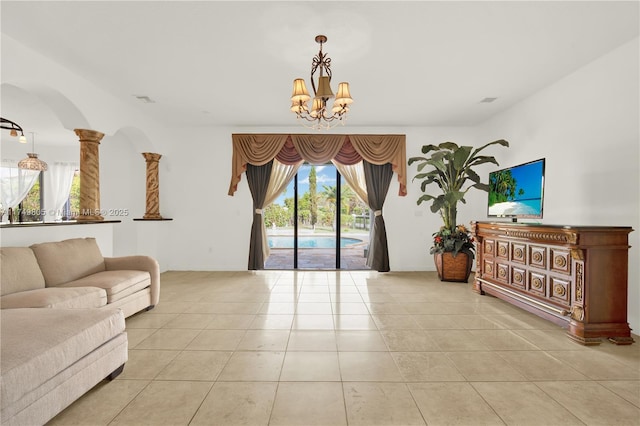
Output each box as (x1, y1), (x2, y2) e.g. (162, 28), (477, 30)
(470, 221), (634, 345)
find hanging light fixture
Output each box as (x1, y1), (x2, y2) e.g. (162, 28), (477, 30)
(290, 35), (353, 130)
(18, 132), (48, 171)
(1, 117), (27, 143)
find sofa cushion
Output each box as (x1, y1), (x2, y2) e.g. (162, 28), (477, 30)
(0, 287), (107, 309)
(61, 270), (150, 303)
(0, 247), (46, 296)
(0, 307), (125, 410)
(30, 238), (106, 286)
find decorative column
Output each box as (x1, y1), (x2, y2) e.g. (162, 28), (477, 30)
(142, 152), (163, 219)
(75, 129), (105, 221)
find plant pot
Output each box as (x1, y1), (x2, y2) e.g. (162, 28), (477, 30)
(434, 250), (473, 282)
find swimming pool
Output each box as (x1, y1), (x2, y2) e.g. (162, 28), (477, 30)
(268, 236), (363, 249)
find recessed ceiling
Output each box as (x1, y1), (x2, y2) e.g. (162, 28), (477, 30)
(1, 1), (638, 145)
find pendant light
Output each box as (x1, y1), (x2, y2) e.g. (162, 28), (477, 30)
(18, 132), (48, 171)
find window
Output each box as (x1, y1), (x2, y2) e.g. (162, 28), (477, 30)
(61, 170), (80, 220)
(19, 173), (44, 222)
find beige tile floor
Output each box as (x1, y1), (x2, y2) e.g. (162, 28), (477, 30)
(48, 271), (640, 426)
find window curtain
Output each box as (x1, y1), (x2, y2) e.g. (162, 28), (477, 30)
(246, 160), (274, 270)
(363, 160), (394, 272)
(0, 160), (41, 212)
(229, 134), (406, 197)
(44, 162), (77, 221)
(261, 159), (304, 259)
(332, 161), (368, 206)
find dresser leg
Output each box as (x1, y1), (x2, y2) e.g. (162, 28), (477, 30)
(566, 332), (602, 346)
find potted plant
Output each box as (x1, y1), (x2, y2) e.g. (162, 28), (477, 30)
(408, 140), (509, 282)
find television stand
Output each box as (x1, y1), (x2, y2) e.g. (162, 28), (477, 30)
(471, 221), (634, 345)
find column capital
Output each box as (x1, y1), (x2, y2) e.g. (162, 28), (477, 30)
(74, 129), (105, 143)
(142, 152), (162, 162)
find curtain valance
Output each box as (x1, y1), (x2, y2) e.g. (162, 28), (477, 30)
(228, 133), (407, 196)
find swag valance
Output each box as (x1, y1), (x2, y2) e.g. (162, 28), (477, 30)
(228, 134), (407, 196)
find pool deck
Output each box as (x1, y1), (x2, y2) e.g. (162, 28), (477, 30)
(265, 247), (369, 270)
(265, 230), (370, 270)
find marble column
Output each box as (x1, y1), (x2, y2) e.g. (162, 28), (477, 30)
(75, 129), (105, 221)
(142, 152), (163, 219)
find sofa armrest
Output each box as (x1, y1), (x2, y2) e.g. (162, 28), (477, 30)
(104, 256), (160, 306)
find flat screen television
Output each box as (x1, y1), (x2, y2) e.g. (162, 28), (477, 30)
(487, 158), (545, 220)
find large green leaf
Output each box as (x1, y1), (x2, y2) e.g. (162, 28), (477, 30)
(453, 146), (473, 170)
(421, 144), (440, 155)
(468, 156), (499, 167)
(439, 141), (459, 151)
(407, 156), (426, 165)
(444, 191), (465, 205)
(469, 139), (509, 160)
(430, 196), (445, 213)
(417, 194), (436, 205)
(472, 182), (490, 192)
(412, 171), (438, 182)
(466, 168), (480, 183)
(421, 176), (441, 192)
(428, 158), (447, 173)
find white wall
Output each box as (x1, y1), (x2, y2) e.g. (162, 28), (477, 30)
(475, 37), (640, 332)
(0, 223), (116, 256)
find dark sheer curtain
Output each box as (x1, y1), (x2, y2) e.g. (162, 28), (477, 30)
(363, 161), (393, 272)
(246, 161), (273, 270)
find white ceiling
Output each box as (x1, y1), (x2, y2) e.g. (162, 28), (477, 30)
(1, 1), (639, 146)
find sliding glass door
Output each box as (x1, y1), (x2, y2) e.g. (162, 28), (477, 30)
(264, 163), (369, 270)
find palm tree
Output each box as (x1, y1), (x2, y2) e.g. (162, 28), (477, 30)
(322, 185), (338, 231)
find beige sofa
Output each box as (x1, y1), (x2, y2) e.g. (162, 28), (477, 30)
(1, 308), (127, 426)
(0, 237), (160, 317)
(0, 237), (160, 425)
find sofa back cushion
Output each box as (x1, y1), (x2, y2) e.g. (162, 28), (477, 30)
(0, 248), (46, 296)
(30, 238), (106, 287)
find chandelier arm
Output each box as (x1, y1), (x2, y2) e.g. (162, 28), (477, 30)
(0, 117), (25, 134)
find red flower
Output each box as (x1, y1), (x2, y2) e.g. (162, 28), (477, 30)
(434, 236), (442, 243)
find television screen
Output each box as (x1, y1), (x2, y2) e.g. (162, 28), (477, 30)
(487, 158), (545, 219)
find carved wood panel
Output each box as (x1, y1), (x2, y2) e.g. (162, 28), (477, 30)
(527, 271), (547, 297)
(497, 241), (509, 259)
(483, 259), (495, 279)
(529, 245), (547, 269)
(496, 263), (509, 283)
(484, 239), (495, 256)
(511, 267), (526, 290)
(550, 277), (571, 306)
(511, 243), (526, 264)
(550, 248), (571, 275)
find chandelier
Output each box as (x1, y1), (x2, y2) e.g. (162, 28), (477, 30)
(18, 132), (48, 171)
(1, 117), (27, 143)
(290, 35), (353, 130)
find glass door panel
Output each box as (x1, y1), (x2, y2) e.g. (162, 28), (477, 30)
(297, 163), (337, 269)
(340, 174), (370, 270)
(264, 175), (295, 269)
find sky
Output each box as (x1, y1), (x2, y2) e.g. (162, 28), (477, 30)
(507, 159), (545, 201)
(275, 164), (338, 205)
